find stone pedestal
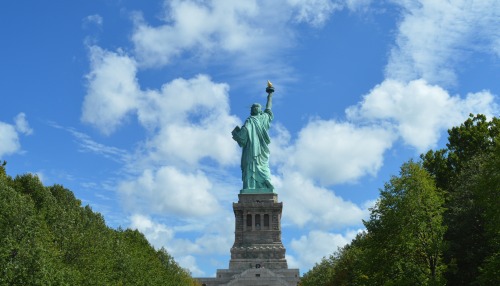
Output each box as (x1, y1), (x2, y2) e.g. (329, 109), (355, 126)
(197, 192), (300, 286)
(230, 193), (288, 270)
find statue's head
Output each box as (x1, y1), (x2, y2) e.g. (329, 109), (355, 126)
(251, 103), (262, 115)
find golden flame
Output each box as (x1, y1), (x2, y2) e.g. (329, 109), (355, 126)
(267, 80), (273, 88)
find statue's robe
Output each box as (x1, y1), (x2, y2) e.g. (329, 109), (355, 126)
(232, 109), (274, 190)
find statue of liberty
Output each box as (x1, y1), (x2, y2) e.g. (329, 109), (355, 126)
(232, 81), (275, 192)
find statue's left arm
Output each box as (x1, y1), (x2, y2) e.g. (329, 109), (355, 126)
(232, 125), (247, 148)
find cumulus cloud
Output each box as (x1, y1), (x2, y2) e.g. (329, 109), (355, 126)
(0, 113), (32, 157)
(177, 255), (204, 276)
(130, 213), (232, 256)
(386, 0), (500, 85)
(130, 213), (175, 243)
(14, 113), (33, 135)
(346, 79), (498, 152)
(269, 122), (293, 165)
(119, 166), (220, 217)
(0, 123), (20, 157)
(130, 214), (204, 275)
(273, 120), (394, 186)
(289, 229), (362, 271)
(82, 46), (140, 135)
(131, 0), (283, 68)
(274, 172), (369, 228)
(129, 213), (233, 276)
(139, 75), (240, 166)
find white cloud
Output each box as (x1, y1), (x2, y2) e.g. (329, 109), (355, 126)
(129, 213), (233, 276)
(386, 0), (500, 86)
(83, 14), (103, 27)
(63, 127), (130, 163)
(0, 113), (33, 158)
(493, 37), (500, 57)
(289, 229), (362, 271)
(0, 122), (20, 157)
(269, 122), (293, 165)
(274, 172), (368, 228)
(81, 46), (141, 135)
(130, 213), (175, 243)
(345, 0), (372, 12)
(285, 253), (301, 269)
(129, 213), (230, 255)
(119, 166), (220, 217)
(287, 0), (373, 26)
(346, 79), (498, 152)
(287, 0), (341, 27)
(131, 0), (281, 68)
(168, 231), (233, 257)
(130, 214), (204, 275)
(177, 255), (204, 276)
(139, 75), (240, 166)
(14, 113), (33, 135)
(283, 120), (395, 185)
(137, 76), (230, 127)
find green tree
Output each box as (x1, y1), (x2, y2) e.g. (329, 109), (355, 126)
(300, 255), (336, 286)
(421, 114), (500, 285)
(475, 137), (500, 285)
(157, 247), (198, 286)
(363, 161), (447, 285)
(327, 233), (368, 286)
(0, 173), (65, 285)
(446, 114), (500, 174)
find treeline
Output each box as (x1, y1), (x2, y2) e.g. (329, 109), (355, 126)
(0, 164), (199, 286)
(300, 114), (500, 286)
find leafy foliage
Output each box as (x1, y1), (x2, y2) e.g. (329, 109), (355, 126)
(300, 254), (336, 286)
(422, 114), (500, 285)
(363, 161), (446, 285)
(301, 114), (500, 285)
(474, 138), (500, 285)
(300, 233), (368, 286)
(0, 164), (199, 286)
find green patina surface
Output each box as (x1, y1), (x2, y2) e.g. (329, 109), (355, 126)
(240, 188), (275, 194)
(232, 83), (275, 193)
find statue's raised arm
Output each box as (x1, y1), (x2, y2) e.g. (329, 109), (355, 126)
(265, 80), (273, 110)
(231, 81), (275, 194)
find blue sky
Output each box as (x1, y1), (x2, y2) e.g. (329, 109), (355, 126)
(1, 0), (499, 277)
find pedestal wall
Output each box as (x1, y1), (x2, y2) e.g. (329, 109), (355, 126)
(229, 193), (288, 270)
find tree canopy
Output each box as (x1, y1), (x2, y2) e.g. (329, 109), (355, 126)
(0, 165), (199, 286)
